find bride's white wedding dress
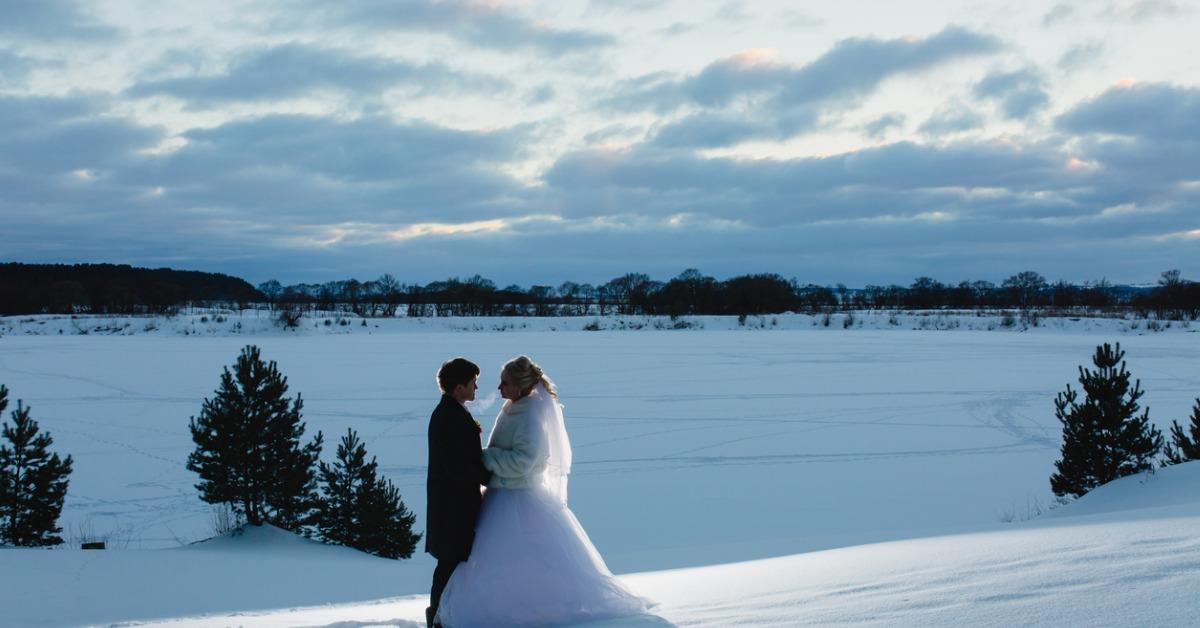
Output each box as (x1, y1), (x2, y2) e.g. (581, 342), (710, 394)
(435, 384), (650, 627)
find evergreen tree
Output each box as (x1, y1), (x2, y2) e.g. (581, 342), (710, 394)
(1050, 343), (1164, 498)
(187, 345), (323, 531)
(1164, 399), (1200, 465)
(316, 429), (420, 559)
(0, 385), (74, 547)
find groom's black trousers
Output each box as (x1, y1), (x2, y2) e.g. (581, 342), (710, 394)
(430, 558), (461, 620)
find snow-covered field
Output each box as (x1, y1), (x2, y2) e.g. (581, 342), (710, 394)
(7, 461), (1200, 627)
(1, 314), (1198, 626)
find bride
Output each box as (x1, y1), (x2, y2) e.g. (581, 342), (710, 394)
(435, 356), (651, 627)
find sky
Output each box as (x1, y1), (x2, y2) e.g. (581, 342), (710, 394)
(1, 0), (1198, 287)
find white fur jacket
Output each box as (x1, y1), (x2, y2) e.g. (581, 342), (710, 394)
(481, 396), (548, 489)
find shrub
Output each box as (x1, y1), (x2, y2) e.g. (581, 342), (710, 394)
(0, 386), (73, 546)
(186, 346), (323, 530)
(316, 429), (420, 559)
(1050, 343), (1163, 497)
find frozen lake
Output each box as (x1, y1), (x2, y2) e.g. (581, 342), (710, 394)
(1, 324), (1196, 573)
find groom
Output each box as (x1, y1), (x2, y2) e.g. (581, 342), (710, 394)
(426, 357), (492, 628)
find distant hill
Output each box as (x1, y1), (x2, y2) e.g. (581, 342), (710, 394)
(0, 263), (262, 315)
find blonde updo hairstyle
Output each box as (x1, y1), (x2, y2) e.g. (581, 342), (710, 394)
(502, 355), (557, 399)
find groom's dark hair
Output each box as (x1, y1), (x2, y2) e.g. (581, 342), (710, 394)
(437, 357), (480, 394)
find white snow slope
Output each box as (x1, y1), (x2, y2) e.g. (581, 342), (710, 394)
(5, 462), (1198, 627)
(1, 317), (1198, 626)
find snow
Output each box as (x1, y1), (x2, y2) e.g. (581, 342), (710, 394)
(622, 468), (1200, 627)
(1, 315), (1198, 626)
(6, 463), (1196, 627)
(0, 309), (1192, 338)
(1, 525), (428, 627)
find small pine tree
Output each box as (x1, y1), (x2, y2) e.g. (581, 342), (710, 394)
(1164, 398), (1200, 465)
(1050, 343), (1164, 498)
(187, 345), (323, 531)
(0, 385), (74, 547)
(316, 429), (420, 559)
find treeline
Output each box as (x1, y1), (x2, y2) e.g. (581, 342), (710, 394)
(5, 263), (1198, 319)
(0, 263), (262, 315)
(262, 269), (1200, 320)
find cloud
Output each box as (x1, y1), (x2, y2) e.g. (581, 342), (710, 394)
(715, 2), (752, 21)
(603, 26), (1001, 148)
(780, 10), (824, 29)
(113, 113), (534, 224)
(586, 0), (667, 14)
(0, 94), (163, 175)
(1046, 1), (1187, 26)
(527, 84), (556, 105)
(516, 130), (1199, 285)
(1101, 0), (1189, 22)
(125, 43), (509, 106)
(282, 0), (614, 56)
(1041, 3), (1076, 26)
(1057, 82), (1200, 141)
(650, 109), (819, 148)
(0, 48), (36, 85)
(1, 102), (543, 276)
(772, 27), (1003, 108)
(865, 113), (906, 138)
(657, 22), (696, 37)
(974, 68), (1050, 119)
(1058, 40), (1105, 71)
(611, 27), (1001, 114)
(918, 105), (985, 136)
(5, 92), (1196, 286)
(543, 139), (1082, 226)
(0, 0), (121, 41)
(4, 5), (1196, 287)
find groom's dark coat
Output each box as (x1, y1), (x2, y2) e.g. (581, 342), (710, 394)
(426, 394), (492, 561)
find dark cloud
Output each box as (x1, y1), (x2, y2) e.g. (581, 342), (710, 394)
(282, 0), (614, 56)
(582, 123), (645, 144)
(0, 0), (120, 41)
(773, 27), (1002, 107)
(5, 93), (1196, 285)
(0, 95), (542, 276)
(974, 68), (1050, 119)
(918, 105), (985, 136)
(0, 48), (36, 85)
(516, 131), (1197, 285)
(5, 13), (1197, 288)
(113, 113), (534, 224)
(527, 84), (556, 105)
(0, 94), (162, 175)
(610, 27), (1001, 114)
(1057, 83), (1200, 141)
(603, 26), (1001, 148)
(125, 43), (508, 106)
(191, 196), (1194, 286)
(543, 139), (1079, 227)
(865, 113), (906, 138)
(650, 109), (819, 149)
(649, 113), (766, 149)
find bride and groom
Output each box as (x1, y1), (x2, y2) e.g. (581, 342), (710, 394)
(426, 356), (650, 627)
